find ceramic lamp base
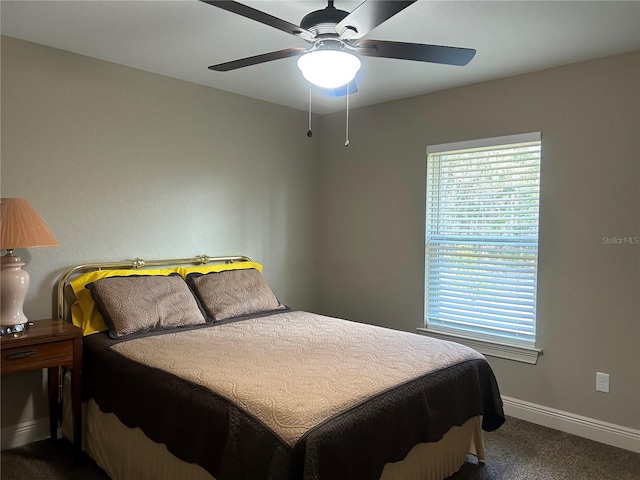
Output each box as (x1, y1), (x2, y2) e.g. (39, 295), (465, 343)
(1, 253), (30, 326)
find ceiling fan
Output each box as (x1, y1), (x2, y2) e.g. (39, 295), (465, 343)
(201, 0), (476, 89)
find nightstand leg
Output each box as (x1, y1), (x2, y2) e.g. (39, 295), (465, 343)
(71, 366), (82, 451)
(47, 366), (60, 441)
(71, 335), (83, 456)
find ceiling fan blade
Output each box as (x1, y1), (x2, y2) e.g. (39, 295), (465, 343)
(355, 39), (476, 66)
(208, 48), (307, 72)
(337, 1), (416, 40)
(200, 1), (315, 41)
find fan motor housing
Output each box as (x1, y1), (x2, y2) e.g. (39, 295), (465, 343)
(300, 6), (350, 36)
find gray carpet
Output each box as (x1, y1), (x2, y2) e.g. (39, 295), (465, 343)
(450, 417), (640, 480)
(1, 417), (639, 479)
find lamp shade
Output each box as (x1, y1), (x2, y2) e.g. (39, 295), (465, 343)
(0, 198), (59, 250)
(297, 50), (361, 89)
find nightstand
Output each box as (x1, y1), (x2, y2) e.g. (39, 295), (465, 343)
(1, 319), (82, 451)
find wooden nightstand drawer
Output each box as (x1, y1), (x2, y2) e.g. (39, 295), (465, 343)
(1, 340), (73, 373)
(1, 319), (83, 450)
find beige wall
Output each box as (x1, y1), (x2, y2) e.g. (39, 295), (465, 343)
(0, 36), (320, 443)
(317, 51), (640, 430)
(2, 35), (639, 445)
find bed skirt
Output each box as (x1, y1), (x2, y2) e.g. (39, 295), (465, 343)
(63, 378), (485, 480)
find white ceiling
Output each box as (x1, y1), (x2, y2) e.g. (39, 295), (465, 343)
(2, 1), (639, 115)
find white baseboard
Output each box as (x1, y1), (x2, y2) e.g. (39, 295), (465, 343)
(502, 395), (640, 453)
(1, 418), (51, 451)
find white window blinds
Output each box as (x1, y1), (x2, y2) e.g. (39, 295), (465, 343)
(425, 133), (541, 346)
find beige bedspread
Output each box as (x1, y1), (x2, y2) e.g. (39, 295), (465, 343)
(84, 309), (504, 479)
(112, 310), (483, 447)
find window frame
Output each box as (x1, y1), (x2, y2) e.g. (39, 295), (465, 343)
(419, 132), (543, 364)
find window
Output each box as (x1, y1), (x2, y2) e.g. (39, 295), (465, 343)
(421, 133), (542, 364)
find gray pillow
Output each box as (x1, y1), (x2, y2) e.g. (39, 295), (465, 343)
(187, 268), (283, 321)
(87, 274), (205, 338)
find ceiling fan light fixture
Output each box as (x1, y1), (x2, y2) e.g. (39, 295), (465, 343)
(297, 50), (361, 89)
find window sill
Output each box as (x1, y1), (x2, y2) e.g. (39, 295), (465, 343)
(417, 328), (542, 365)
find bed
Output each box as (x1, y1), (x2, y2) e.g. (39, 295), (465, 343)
(57, 255), (504, 480)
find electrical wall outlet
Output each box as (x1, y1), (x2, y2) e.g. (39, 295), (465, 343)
(596, 372), (610, 393)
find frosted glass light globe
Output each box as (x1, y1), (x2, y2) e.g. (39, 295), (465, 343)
(297, 50), (361, 89)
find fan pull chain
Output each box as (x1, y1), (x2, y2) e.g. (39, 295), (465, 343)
(345, 81), (350, 147)
(307, 82), (313, 138)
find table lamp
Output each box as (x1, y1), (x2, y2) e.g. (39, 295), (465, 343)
(0, 198), (59, 328)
